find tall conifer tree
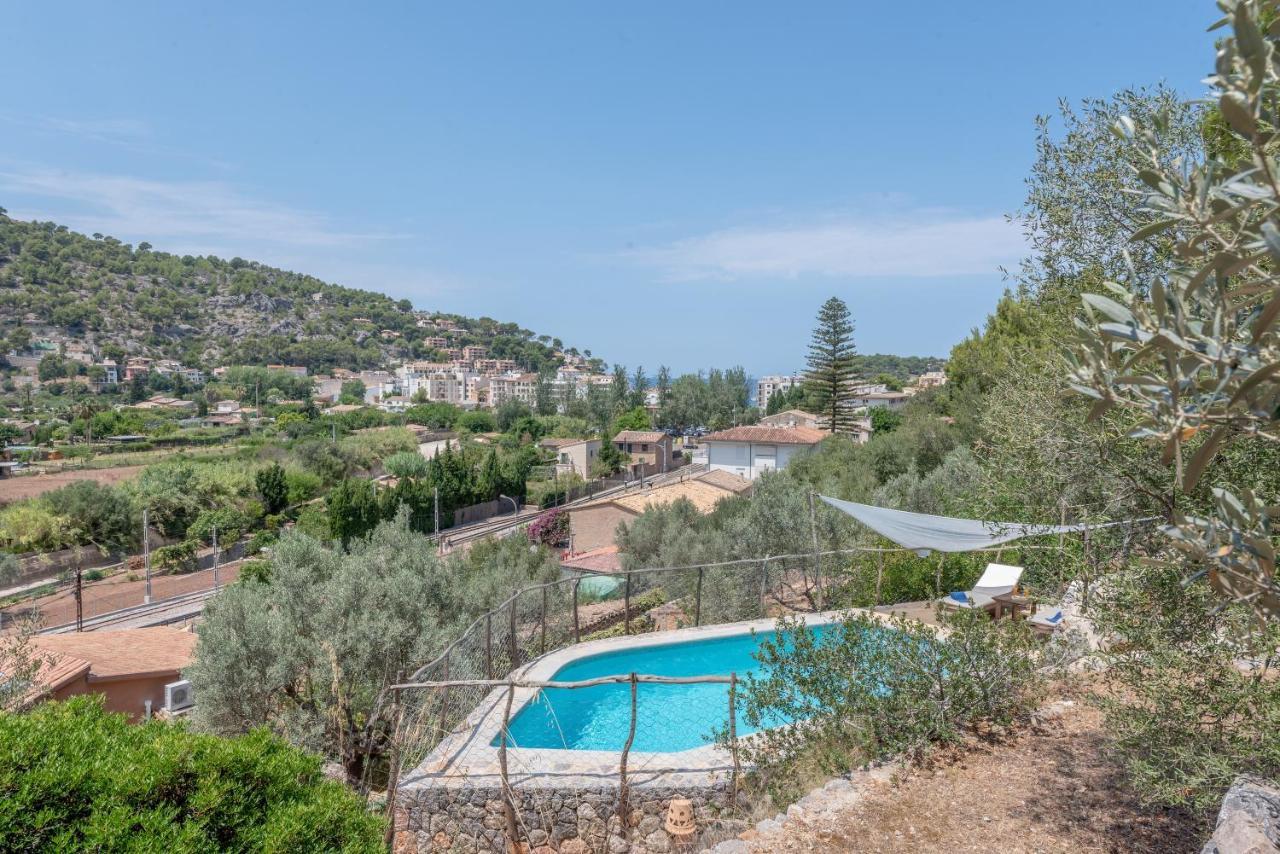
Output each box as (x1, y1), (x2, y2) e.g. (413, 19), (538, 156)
(804, 297), (858, 433)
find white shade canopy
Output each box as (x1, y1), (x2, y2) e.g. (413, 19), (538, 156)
(818, 495), (1124, 555)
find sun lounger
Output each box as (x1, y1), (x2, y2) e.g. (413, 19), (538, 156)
(1028, 605), (1066, 634)
(938, 563), (1024, 615)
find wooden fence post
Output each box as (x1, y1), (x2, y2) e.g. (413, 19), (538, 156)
(499, 682), (520, 849)
(382, 671), (406, 849)
(875, 550), (884, 607)
(694, 568), (704, 626)
(617, 673), (638, 831)
(435, 654), (452, 743)
(623, 571), (632, 635)
(540, 585), (548, 656)
(485, 612), (494, 680)
(572, 577), (581, 643)
(729, 672), (740, 804)
(808, 491), (824, 611)
(507, 594), (519, 670)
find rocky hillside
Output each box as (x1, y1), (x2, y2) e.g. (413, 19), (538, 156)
(0, 213), (581, 372)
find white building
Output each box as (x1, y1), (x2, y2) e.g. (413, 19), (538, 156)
(756, 374), (803, 411)
(917, 370), (948, 389)
(700, 425), (826, 480)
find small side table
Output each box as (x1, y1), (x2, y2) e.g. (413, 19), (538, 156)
(992, 592), (1038, 621)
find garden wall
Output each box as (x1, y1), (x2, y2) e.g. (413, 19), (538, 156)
(394, 781), (743, 854)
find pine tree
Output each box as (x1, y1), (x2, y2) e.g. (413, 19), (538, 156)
(803, 297), (858, 433)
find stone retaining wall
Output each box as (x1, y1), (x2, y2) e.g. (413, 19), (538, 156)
(394, 783), (746, 853)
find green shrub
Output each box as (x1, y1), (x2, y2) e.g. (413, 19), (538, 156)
(739, 610), (1046, 804)
(0, 697), (384, 852)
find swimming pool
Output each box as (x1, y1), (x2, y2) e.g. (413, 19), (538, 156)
(497, 622), (836, 752)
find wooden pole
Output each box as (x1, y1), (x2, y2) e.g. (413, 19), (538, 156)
(507, 594), (519, 670)
(74, 564), (83, 632)
(572, 577), (581, 643)
(382, 671), (406, 850)
(875, 550), (884, 607)
(728, 672), (740, 803)
(694, 567), (704, 627)
(623, 571), (632, 635)
(935, 552), (945, 597)
(485, 613), (493, 680)
(808, 491), (824, 610)
(435, 654), (451, 742)
(758, 558), (768, 617)
(617, 673), (638, 831)
(540, 585), (548, 656)
(498, 682), (520, 849)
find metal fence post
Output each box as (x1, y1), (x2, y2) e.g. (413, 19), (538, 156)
(617, 673), (638, 831)
(694, 567), (704, 627)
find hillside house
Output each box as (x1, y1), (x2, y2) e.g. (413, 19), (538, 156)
(702, 425), (826, 479)
(28, 627), (197, 722)
(612, 430), (674, 477)
(567, 470), (752, 552)
(540, 437), (601, 477)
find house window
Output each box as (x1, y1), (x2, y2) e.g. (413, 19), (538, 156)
(640, 444), (649, 452)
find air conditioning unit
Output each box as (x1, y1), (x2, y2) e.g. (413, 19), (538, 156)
(164, 679), (195, 713)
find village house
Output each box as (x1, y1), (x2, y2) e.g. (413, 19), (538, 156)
(757, 408), (821, 430)
(539, 437), (601, 477)
(916, 369), (948, 388)
(612, 430), (675, 477)
(567, 470), (752, 552)
(701, 425), (826, 479)
(27, 627), (197, 722)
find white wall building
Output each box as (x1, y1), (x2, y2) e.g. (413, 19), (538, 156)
(701, 425), (826, 480)
(756, 374), (803, 411)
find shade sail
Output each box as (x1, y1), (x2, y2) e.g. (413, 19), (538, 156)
(818, 495), (1120, 554)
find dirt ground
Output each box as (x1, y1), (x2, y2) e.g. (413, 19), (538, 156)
(0, 465), (148, 503)
(2, 562), (242, 627)
(740, 695), (1207, 854)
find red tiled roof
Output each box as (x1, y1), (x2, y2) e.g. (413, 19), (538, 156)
(612, 430), (667, 443)
(30, 627), (197, 683)
(701, 426), (828, 445)
(560, 546), (624, 574)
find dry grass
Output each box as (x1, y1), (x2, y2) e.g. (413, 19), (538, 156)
(739, 690), (1207, 853)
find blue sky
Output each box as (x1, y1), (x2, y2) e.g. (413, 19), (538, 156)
(1, 2), (1210, 375)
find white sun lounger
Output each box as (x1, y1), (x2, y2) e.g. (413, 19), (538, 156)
(938, 563), (1024, 614)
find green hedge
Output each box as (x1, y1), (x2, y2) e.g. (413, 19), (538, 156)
(0, 697), (384, 852)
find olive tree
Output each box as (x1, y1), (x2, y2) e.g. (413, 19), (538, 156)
(1070, 0), (1280, 620)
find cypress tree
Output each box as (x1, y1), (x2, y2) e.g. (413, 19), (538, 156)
(803, 297), (858, 433)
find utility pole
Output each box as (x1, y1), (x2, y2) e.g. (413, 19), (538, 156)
(434, 486), (441, 555)
(212, 524), (219, 591)
(143, 507), (152, 604)
(74, 559), (84, 632)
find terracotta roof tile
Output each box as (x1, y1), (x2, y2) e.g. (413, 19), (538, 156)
(701, 426), (828, 445)
(30, 627), (197, 682)
(612, 430), (667, 443)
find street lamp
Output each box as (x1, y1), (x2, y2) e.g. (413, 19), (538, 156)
(499, 494), (518, 516)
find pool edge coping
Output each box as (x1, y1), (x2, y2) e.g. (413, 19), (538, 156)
(400, 607), (895, 792)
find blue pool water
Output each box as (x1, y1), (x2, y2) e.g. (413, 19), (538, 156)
(497, 623), (835, 752)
